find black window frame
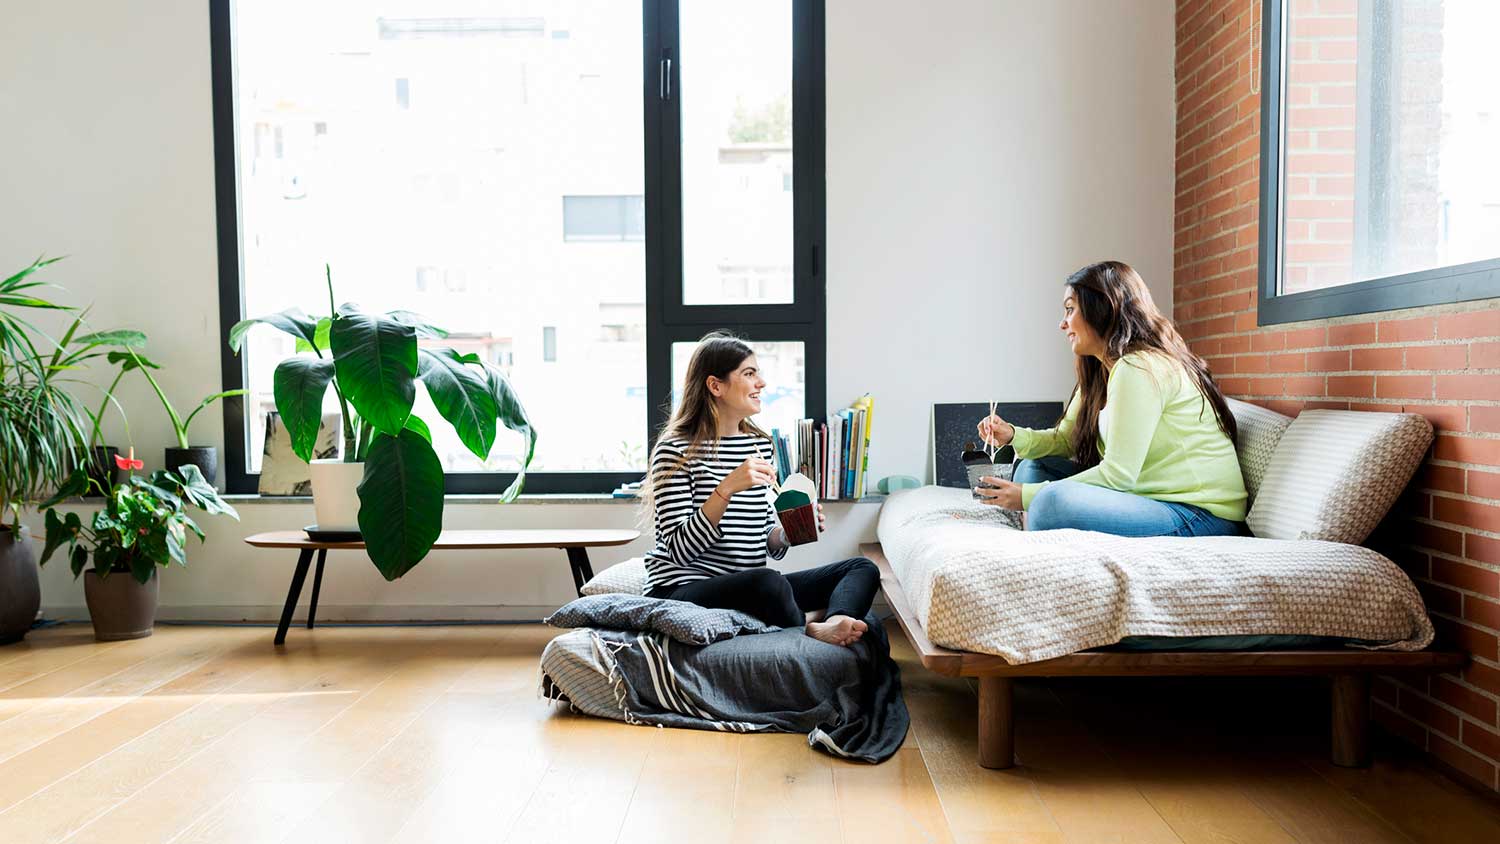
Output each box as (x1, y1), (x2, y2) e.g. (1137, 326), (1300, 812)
(1256, 0), (1500, 327)
(210, 0), (826, 495)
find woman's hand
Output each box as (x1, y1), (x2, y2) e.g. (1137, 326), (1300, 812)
(816, 501), (827, 533)
(974, 476), (1022, 510)
(719, 456), (777, 496)
(977, 414), (1015, 449)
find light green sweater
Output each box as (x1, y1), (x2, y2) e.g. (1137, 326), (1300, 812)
(1010, 351), (1248, 521)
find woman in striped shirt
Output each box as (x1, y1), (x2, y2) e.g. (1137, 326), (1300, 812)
(642, 332), (879, 647)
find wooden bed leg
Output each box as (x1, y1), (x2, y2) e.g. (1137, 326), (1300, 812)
(1331, 674), (1371, 768)
(978, 677), (1015, 769)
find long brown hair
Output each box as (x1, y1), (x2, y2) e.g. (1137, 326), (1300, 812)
(1064, 260), (1236, 469)
(642, 331), (771, 514)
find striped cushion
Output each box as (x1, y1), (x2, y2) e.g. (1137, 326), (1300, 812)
(1247, 410), (1433, 543)
(540, 630), (625, 721)
(1226, 398), (1292, 504)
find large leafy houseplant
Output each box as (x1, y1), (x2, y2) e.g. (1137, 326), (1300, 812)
(0, 256), (144, 641)
(229, 268), (535, 580)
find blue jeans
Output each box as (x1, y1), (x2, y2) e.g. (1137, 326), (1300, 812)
(1013, 456), (1244, 538)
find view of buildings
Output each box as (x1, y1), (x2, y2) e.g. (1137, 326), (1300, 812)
(235, 1), (804, 475)
(1280, 0), (1500, 294)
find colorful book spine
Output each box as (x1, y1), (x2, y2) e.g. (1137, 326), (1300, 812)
(853, 394), (875, 498)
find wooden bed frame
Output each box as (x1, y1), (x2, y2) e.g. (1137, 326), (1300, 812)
(863, 542), (1466, 770)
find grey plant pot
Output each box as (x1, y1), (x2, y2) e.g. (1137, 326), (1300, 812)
(83, 569), (158, 641)
(165, 446), (218, 485)
(0, 530), (40, 645)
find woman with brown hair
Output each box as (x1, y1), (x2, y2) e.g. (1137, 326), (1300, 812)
(975, 260), (1248, 536)
(641, 331), (880, 646)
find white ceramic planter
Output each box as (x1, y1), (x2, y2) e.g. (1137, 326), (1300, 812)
(310, 459), (365, 532)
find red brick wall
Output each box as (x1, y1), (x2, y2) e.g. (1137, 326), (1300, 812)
(1175, 0), (1500, 792)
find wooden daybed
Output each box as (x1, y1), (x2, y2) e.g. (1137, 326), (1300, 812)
(864, 542), (1465, 770)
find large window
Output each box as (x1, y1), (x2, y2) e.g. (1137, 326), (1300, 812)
(211, 1), (825, 493)
(1258, 0), (1500, 324)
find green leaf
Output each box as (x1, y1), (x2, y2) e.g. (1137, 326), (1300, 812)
(404, 414), (431, 443)
(418, 348), (497, 460)
(106, 349), (161, 370)
(69, 545), (88, 578)
(1, 255), (65, 294)
(229, 307), (320, 352)
(330, 309), (417, 437)
(129, 555), (156, 585)
(73, 329), (147, 348)
(40, 509), (72, 565)
(484, 363), (536, 502)
(272, 357), (335, 462)
(173, 463), (238, 519)
(356, 429), (444, 581)
(181, 389), (248, 433)
(38, 468), (90, 510)
(165, 519), (187, 566)
(0, 295), (69, 309)
(385, 310), (449, 339)
(293, 316), (333, 354)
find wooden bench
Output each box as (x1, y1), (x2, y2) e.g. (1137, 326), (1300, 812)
(863, 542), (1466, 770)
(245, 529), (639, 645)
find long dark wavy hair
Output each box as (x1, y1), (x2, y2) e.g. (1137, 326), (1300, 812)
(1065, 260), (1236, 469)
(642, 331), (771, 514)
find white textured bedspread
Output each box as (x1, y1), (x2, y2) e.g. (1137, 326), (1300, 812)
(876, 486), (1434, 664)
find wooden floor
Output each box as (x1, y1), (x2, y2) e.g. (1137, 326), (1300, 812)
(1, 624), (1497, 844)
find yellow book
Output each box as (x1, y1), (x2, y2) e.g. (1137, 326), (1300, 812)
(853, 394), (875, 498)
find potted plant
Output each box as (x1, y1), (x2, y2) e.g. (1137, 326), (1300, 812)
(0, 256), (112, 642)
(102, 347), (244, 484)
(229, 266), (535, 580)
(38, 456), (238, 640)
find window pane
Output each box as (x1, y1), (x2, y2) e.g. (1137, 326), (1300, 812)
(235, 0), (646, 474)
(670, 340), (805, 434)
(1279, 0), (1500, 295)
(563, 195), (644, 241)
(679, 3), (795, 305)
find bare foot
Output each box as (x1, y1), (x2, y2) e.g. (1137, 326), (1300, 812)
(804, 609), (827, 624)
(806, 614), (864, 646)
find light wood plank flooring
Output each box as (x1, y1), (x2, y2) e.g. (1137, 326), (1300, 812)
(0, 623), (1496, 843)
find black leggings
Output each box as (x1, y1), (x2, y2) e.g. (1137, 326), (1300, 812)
(648, 558), (880, 629)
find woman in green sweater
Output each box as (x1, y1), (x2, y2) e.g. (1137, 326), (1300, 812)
(975, 260), (1247, 536)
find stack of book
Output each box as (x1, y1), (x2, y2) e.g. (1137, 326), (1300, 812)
(769, 394), (875, 500)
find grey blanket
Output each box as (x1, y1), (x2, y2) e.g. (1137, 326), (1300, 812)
(584, 613), (908, 763)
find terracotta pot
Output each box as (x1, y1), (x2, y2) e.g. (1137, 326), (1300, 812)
(310, 459), (364, 533)
(165, 446), (218, 485)
(0, 530), (40, 645)
(83, 568), (158, 641)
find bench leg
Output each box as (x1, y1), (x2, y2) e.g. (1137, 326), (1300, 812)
(1331, 674), (1371, 767)
(275, 548), (314, 646)
(306, 549), (327, 630)
(978, 676), (1015, 769)
(565, 547), (595, 597)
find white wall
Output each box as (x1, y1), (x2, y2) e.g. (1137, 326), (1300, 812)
(0, 0), (1174, 620)
(826, 0), (1178, 481)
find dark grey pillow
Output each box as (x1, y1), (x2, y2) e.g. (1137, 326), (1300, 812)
(544, 594), (778, 645)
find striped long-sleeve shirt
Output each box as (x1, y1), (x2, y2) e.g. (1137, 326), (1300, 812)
(643, 434), (786, 594)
